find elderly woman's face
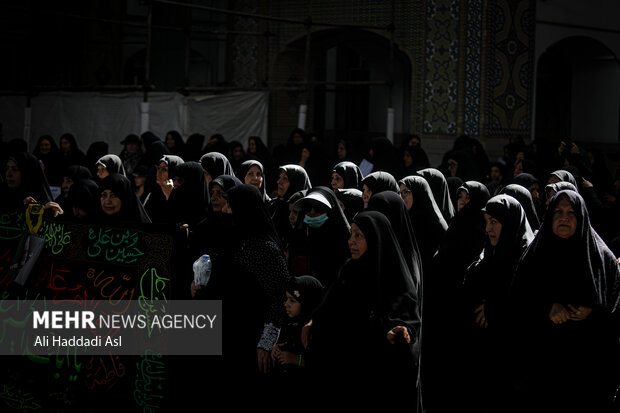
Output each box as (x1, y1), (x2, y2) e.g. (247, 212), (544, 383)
(277, 171), (290, 198)
(348, 223), (368, 260)
(331, 172), (344, 191)
(552, 196), (577, 239)
(210, 184), (226, 213)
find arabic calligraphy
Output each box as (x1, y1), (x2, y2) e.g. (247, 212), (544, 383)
(87, 228), (144, 264)
(85, 354), (127, 390)
(138, 268), (169, 336)
(0, 384), (41, 412)
(86, 268), (134, 313)
(41, 221), (71, 255)
(0, 212), (25, 240)
(134, 351), (165, 411)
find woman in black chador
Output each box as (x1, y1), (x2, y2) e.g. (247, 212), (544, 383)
(167, 161), (209, 230)
(237, 159), (270, 203)
(416, 167), (455, 224)
(293, 186), (351, 290)
(366, 190), (423, 292)
(3, 152), (53, 209)
(96, 154), (126, 179)
(360, 171), (399, 208)
(199, 152), (234, 186)
(97, 174), (151, 224)
(334, 188), (364, 225)
(330, 161), (363, 191)
(216, 185), (289, 382)
(509, 190), (620, 413)
(462, 194), (534, 412)
(306, 211), (421, 406)
(423, 180), (490, 413)
(144, 154), (184, 224)
(268, 164), (312, 246)
(398, 175), (448, 272)
(498, 183), (541, 231)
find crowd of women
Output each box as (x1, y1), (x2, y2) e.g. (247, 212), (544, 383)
(1, 129), (619, 412)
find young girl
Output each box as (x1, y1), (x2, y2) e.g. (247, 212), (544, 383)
(271, 275), (323, 374)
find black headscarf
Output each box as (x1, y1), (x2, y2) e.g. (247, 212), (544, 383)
(416, 168), (455, 224)
(211, 174), (243, 193)
(184, 133), (206, 162)
(141, 140), (170, 169)
(59, 133), (88, 167)
(167, 161), (209, 227)
(399, 175), (448, 267)
(165, 130), (186, 158)
(269, 165), (312, 246)
(66, 178), (100, 222)
(159, 155), (185, 179)
(369, 137), (403, 178)
(510, 190), (620, 408)
(434, 181), (490, 281)
(480, 194), (534, 269)
(367, 191), (423, 292)
(237, 160), (270, 203)
(3, 152), (53, 207)
(64, 165), (93, 182)
(285, 275), (324, 320)
(293, 186), (351, 288)
(513, 190), (620, 318)
(199, 152), (234, 180)
(512, 172), (539, 190)
(335, 188), (364, 224)
(98, 173), (150, 223)
(278, 165), (312, 201)
(549, 169), (577, 188)
(310, 211), (420, 388)
(544, 181), (578, 206)
(361, 171), (399, 197)
(227, 184), (283, 251)
(499, 183), (541, 230)
(332, 161), (364, 190)
(32, 135), (63, 186)
(96, 154), (126, 177)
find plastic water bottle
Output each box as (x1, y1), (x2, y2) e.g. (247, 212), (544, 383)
(192, 254), (212, 286)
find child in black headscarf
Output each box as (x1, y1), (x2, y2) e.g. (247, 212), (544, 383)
(271, 275), (324, 375)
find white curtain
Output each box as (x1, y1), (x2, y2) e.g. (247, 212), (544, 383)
(1, 91), (269, 156)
